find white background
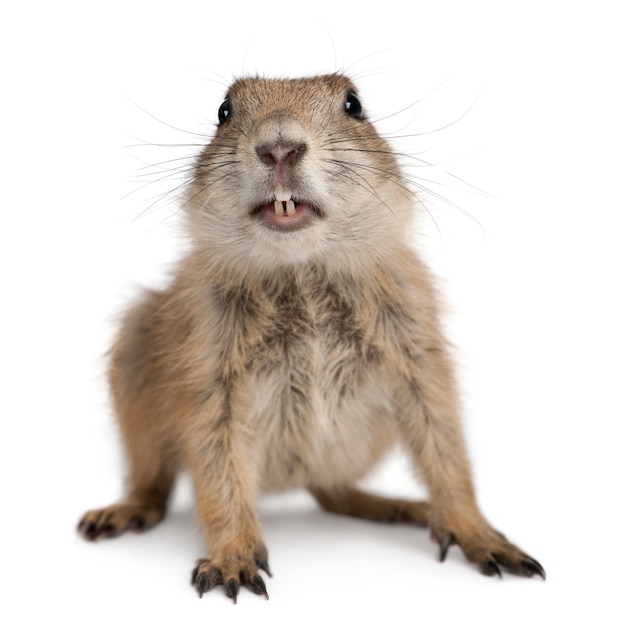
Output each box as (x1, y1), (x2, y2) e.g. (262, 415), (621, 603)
(2, 1), (622, 623)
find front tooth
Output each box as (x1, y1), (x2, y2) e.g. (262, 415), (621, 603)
(274, 200), (285, 217)
(275, 184), (291, 202)
(286, 200), (296, 216)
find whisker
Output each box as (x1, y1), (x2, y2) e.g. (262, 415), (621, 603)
(135, 154), (210, 173)
(328, 157), (481, 237)
(130, 176), (194, 223)
(122, 166), (197, 202)
(124, 140), (209, 149)
(326, 145), (491, 198)
(325, 159), (402, 223)
(182, 169), (241, 217)
(125, 96), (214, 140)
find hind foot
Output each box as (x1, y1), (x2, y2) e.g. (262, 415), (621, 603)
(310, 486), (429, 526)
(431, 514), (545, 579)
(77, 502), (166, 541)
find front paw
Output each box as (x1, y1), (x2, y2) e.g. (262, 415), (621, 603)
(191, 549), (271, 603)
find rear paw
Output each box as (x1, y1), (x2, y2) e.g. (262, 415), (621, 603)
(432, 526), (545, 580)
(474, 550), (545, 580)
(191, 550), (271, 603)
(77, 503), (165, 541)
(489, 552), (545, 579)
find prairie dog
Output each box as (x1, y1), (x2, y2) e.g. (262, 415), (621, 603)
(78, 74), (544, 602)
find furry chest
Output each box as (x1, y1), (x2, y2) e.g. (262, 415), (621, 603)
(209, 275), (396, 487)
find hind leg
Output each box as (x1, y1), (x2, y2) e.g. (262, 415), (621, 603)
(78, 292), (177, 541)
(77, 410), (176, 541)
(394, 344), (545, 578)
(310, 486), (429, 526)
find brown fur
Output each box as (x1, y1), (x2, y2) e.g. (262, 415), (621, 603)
(78, 74), (544, 602)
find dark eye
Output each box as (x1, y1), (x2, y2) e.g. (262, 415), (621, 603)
(218, 96), (231, 124)
(344, 90), (364, 120)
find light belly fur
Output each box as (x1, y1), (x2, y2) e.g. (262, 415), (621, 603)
(247, 366), (397, 492)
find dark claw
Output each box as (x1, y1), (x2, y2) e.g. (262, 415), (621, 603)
(192, 559), (269, 602)
(255, 557), (272, 578)
(480, 559), (502, 578)
(225, 578), (240, 604)
(439, 534), (454, 562)
(250, 574), (269, 599)
(100, 523), (115, 537)
(192, 563), (223, 598)
(194, 573), (207, 598)
(128, 516), (146, 531)
(90, 525), (108, 540)
(387, 507), (409, 523)
(80, 521), (98, 540)
(521, 558), (546, 580)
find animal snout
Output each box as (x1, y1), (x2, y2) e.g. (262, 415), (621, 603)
(255, 141), (308, 168)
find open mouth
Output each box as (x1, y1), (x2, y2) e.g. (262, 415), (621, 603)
(252, 184), (321, 231)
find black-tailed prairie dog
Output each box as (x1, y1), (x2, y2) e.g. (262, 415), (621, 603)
(78, 74), (545, 602)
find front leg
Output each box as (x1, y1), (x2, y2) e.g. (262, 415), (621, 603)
(185, 389), (271, 603)
(395, 345), (545, 579)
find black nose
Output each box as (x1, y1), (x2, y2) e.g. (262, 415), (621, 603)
(255, 142), (308, 167)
